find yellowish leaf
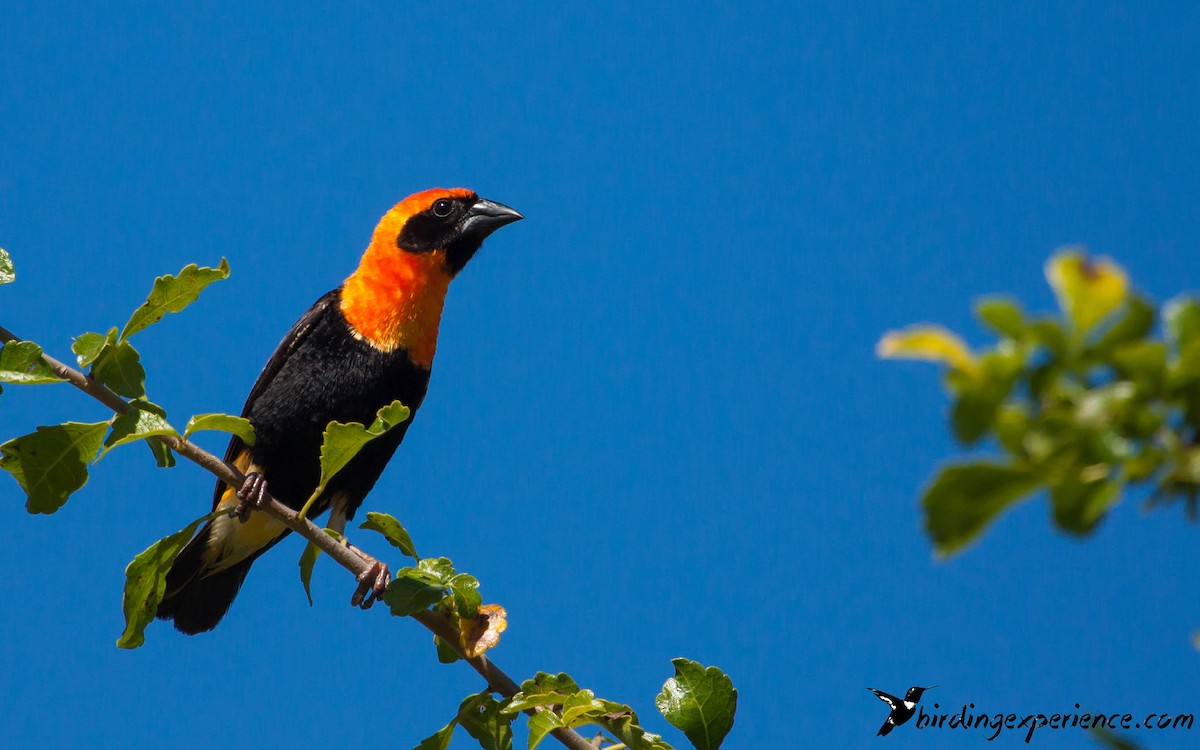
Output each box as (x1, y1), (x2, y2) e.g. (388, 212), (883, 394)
(459, 604), (508, 658)
(1045, 249), (1128, 334)
(876, 325), (978, 374)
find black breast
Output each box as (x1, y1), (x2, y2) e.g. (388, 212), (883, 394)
(239, 288), (432, 518)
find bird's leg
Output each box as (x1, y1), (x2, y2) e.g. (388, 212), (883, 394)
(232, 472), (268, 522)
(323, 501), (391, 609)
(350, 548), (391, 609)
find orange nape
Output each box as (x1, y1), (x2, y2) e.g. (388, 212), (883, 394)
(340, 189), (472, 367)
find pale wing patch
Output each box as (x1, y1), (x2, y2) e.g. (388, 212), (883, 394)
(205, 458), (287, 571)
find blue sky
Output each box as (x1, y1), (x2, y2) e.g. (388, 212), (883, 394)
(2, 2), (1199, 748)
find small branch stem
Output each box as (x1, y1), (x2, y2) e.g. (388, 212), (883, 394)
(297, 486), (323, 521)
(0, 324), (594, 750)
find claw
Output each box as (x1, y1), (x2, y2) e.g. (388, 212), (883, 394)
(232, 472), (268, 522)
(351, 557), (391, 609)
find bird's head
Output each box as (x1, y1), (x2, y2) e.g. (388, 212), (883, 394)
(906, 686), (936, 702)
(372, 188), (523, 278)
(342, 188), (522, 365)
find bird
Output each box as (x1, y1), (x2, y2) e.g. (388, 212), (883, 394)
(867, 685), (936, 736)
(156, 188), (522, 635)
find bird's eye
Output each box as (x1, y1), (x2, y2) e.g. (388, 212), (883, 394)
(432, 199), (454, 218)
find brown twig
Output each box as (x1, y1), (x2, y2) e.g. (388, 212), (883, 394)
(0, 324), (593, 750)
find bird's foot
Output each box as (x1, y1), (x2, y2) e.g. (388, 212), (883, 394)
(351, 552), (391, 610)
(232, 472), (268, 522)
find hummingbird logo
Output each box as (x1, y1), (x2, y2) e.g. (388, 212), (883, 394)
(866, 685), (936, 736)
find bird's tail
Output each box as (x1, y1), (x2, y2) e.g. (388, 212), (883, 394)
(156, 507), (288, 634)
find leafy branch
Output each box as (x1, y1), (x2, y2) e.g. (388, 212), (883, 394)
(0, 247), (737, 750)
(879, 249), (1200, 556)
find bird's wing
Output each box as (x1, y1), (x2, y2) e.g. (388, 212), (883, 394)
(867, 688), (902, 710)
(211, 288), (340, 508)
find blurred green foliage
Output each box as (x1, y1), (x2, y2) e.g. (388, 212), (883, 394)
(881, 249), (1200, 556)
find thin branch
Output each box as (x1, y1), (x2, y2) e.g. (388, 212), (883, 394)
(0, 324), (594, 750)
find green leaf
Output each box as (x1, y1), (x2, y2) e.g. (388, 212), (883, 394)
(975, 297), (1025, 339)
(520, 673), (582, 696)
(946, 346), (1021, 445)
(448, 572), (481, 618)
(413, 720), (458, 750)
(559, 690), (608, 726)
(505, 687), (619, 718)
(1095, 296), (1155, 350)
(0, 341), (64, 385)
(458, 693), (514, 750)
(91, 339), (147, 398)
(993, 404), (1031, 456)
(923, 462), (1041, 556)
(299, 542), (320, 607)
(525, 711), (562, 750)
(359, 511), (419, 560)
(99, 400), (177, 458)
(317, 400), (410, 488)
(1045, 250), (1128, 334)
(121, 258), (230, 339)
(506, 675), (674, 750)
(1111, 340), (1167, 392)
(1028, 317), (1068, 356)
(72, 328), (117, 368)
(505, 673), (585, 714)
(655, 659), (737, 750)
(1050, 472), (1122, 535)
(0, 247), (13, 285)
(951, 388), (998, 445)
(505, 692), (577, 713)
(183, 413), (256, 446)
(603, 714), (672, 750)
(877, 325), (977, 374)
(1171, 339), (1200, 389)
(1126, 448), (1165, 482)
(118, 512), (217, 648)
(383, 573), (446, 616)
(0, 422), (108, 513)
(418, 556), (456, 583)
(435, 635), (462, 664)
(1164, 296), (1200, 349)
(297, 528), (343, 606)
(147, 438), (176, 468)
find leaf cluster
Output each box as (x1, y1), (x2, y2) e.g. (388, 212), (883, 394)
(414, 661), (737, 750)
(880, 249), (1200, 554)
(72, 258), (230, 400)
(0, 252), (257, 646)
(0, 254), (247, 512)
(359, 523), (502, 661)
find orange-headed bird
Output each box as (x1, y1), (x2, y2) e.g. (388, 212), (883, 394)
(157, 188), (522, 634)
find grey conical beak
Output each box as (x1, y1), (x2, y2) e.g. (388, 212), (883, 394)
(461, 198), (523, 237)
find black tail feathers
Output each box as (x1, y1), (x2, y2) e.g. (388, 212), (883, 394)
(156, 521), (254, 635)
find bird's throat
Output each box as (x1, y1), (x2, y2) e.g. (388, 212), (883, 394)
(340, 246), (451, 368)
